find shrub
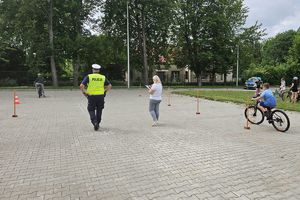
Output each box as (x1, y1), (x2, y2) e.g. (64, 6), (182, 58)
(0, 77), (18, 86)
(242, 62), (300, 85)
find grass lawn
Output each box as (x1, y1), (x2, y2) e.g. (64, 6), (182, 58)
(174, 90), (300, 112)
(169, 85), (244, 89)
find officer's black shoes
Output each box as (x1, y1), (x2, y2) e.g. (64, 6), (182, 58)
(94, 123), (99, 131)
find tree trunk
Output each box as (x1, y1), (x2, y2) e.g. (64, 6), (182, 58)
(211, 72), (216, 83)
(48, 0), (58, 87)
(141, 5), (149, 85)
(223, 72), (227, 84)
(197, 72), (202, 86)
(73, 54), (80, 87)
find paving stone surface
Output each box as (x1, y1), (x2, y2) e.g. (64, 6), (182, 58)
(0, 89), (300, 200)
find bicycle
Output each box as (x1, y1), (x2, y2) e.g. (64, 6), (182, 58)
(279, 89), (288, 101)
(273, 88), (288, 101)
(286, 90), (300, 102)
(35, 83), (44, 98)
(244, 100), (290, 132)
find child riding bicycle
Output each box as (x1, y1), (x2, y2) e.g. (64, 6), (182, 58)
(252, 83), (277, 119)
(254, 80), (262, 97)
(34, 73), (46, 97)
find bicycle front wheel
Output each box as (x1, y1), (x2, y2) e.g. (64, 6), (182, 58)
(38, 90), (42, 98)
(244, 106), (264, 125)
(271, 110), (290, 132)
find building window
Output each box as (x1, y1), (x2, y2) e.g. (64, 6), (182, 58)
(156, 72), (166, 83)
(171, 71), (180, 82)
(185, 71), (189, 80)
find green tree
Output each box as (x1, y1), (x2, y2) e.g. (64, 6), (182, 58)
(243, 29), (299, 85)
(79, 35), (127, 81)
(55, 0), (101, 86)
(262, 30), (296, 65)
(0, 45), (28, 85)
(101, 0), (174, 84)
(0, 0), (101, 86)
(173, 0), (249, 85)
(0, 0), (58, 85)
(237, 22), (266, 78)
(289, 29), (300, 63)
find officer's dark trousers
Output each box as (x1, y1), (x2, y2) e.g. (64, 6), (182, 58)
(87, 95), (105, 125)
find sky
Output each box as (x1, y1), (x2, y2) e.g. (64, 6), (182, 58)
(244, 0), (300, 38)
(91, 1), (299, 38)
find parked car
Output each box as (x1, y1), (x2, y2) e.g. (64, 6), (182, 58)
(244, 77), (262, 89)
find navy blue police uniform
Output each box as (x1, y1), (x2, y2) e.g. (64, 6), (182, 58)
(81, 75), (111, 127)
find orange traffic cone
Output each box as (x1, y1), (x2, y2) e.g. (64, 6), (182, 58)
(167, 88), (171, 106)
(244, 119), (250, 130)
(168, 93), (171, 106)
(244, 108), (250, 130)
(196, 90), (200, 115)
(12, 90), (20, 117)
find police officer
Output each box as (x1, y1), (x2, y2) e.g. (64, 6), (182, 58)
(80, 64), (112, 131)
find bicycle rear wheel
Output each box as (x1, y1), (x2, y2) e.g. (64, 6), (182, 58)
(244, 106), (264, 125)
(38, 88), (42, 98)
(271, 110), (290, 132)
(287, 92), (292, 102)
(280, 92), (286, 101)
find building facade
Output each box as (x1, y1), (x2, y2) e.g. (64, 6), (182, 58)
(127, 65), (234, 84)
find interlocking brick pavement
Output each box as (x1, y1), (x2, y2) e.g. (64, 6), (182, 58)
(0, 89), (300, 200)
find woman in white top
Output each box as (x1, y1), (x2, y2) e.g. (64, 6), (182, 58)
(148, 75), (163, 126)
(280, 77), (286, 92)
